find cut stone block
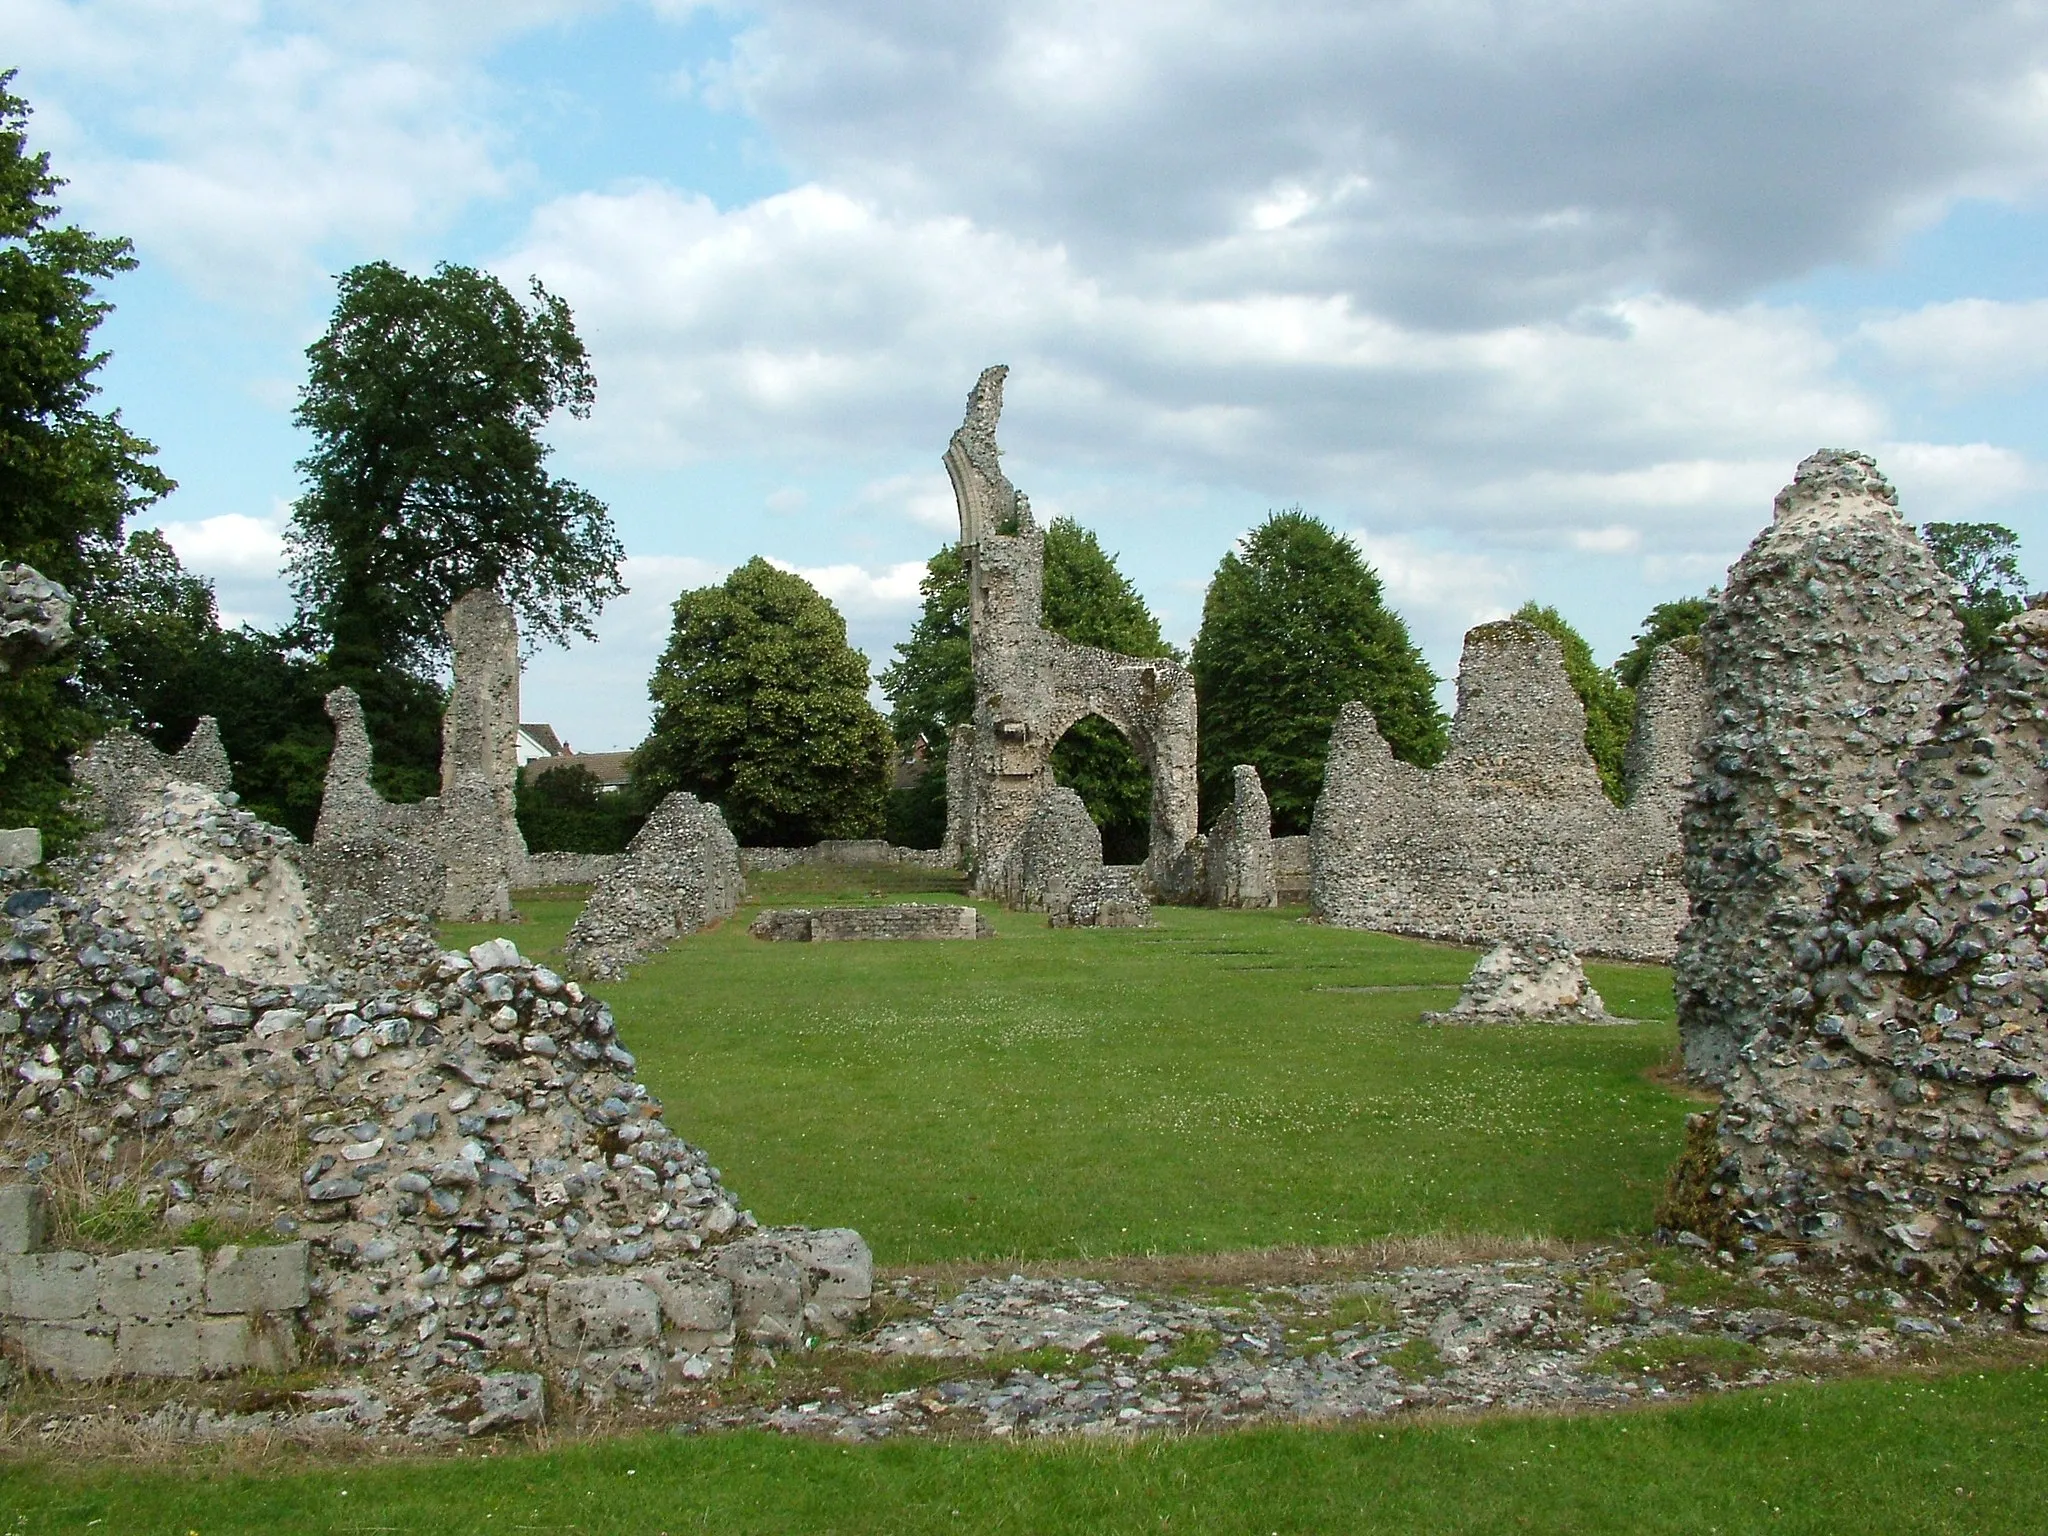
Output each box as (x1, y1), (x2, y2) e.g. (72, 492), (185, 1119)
(644, 1267), (735, 1347)
(713, 1238), (804, 1347)
(204, 1242), (310, 1314)
(767, 1227), (873, 1338)
(544, 1278), (661, 1357)
(0, 1184), (44, 1254)
(6, 1251), (95, 1319)
(470, 1371), (546, 1434)
(0, 828), (39, 868)
(114, 1315), (282, 1377)
(17, 1319), (115, 1379)
(99, 1248), (203, 1319)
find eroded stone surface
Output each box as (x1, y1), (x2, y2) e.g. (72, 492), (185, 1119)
(943, 368), (1202, 898)
(0, 563), (73, 675)
(1311, 623), (1706, 960)
(562, 793), (741, 979)
(1205, 765), (1278, 909)
(72, 720), (233, 842)
(1425, 935), (1611, 1025)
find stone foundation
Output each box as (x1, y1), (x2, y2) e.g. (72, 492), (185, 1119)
(739, 842), (954, 875)
(750, 905), (988, 942)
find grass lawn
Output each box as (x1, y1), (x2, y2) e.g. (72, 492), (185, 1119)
(446, 872), (1694, 1265)
(5, 1362), (2042, 1533)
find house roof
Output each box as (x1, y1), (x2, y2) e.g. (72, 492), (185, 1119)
(521, 751), (633, 787)
(519, 723), (564, 756)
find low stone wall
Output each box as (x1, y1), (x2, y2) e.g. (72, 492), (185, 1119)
(523, 851), (621, 887)
(1272, 837), (1310, 905)
(738, 842), (954, 875)
(562, 793), (743, 980)
(750, 905), (988, 942)
(0, 1191), (308, 1381)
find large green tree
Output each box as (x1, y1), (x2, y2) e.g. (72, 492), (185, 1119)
(637, 558), (893, 845)
(879, 519), (1176, 861)
(1613, 595), (1714, 688)
(1923, 521), (2028, 659)
(1512, 602), (1635, 804)
(286, 260), (625, 677)
(1190, 510), (1445, 835)
(0, 73), (173, 836)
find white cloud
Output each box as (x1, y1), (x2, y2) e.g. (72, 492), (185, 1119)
(765, 557), (926, 617)
(1877, 441), (2040, 516)
(1345, 528), (1518, 678)
(145, 506), (292, 628)
(1861, 298), (2048, 390)
(850, 471), (960, 532)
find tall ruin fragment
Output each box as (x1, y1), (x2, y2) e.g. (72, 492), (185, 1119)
(1672, 450), (2048, 1310)
(1310, 618), (1706, 960)
(310, 589), (529, 922)
(942, 366), (1203, 897)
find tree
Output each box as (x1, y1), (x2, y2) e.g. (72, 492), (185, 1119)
(1613, 595), (1714, 688)
(0, 73), (173, 837)
(1923, 521), (2028, 659)
(516, 762), (648, 856)
(1510, 603), (1635, 804)
(879, 519), (1177, 861)
(285, 260), (625, 677)
(637, 558), (893, 845)
(1191, 510), (1446, 835)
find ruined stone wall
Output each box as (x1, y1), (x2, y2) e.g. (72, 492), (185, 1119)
(72, 718), (232, 840)
(994, 786), (1103, 916)
(525, 851), (622, 886)
(1310, 621), (1707, 960)
(749, 905), (986, 942)
(738, 842), (955, 875)
(1205, 764), (1278, 909)
(943, 367), (1202, 897)
(1671, 450), (2048, 1307)
(561, 793), (742, 979)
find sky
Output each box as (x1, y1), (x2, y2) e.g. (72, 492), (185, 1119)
(8, 0), (2048, 751)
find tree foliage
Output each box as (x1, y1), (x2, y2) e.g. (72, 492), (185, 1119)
(0, 73), (173, 837)
(1923, 521), (2028, 659)
(1613, 595), (1714, 689)
(515, 763), (648, 856)
(286, 260), (625, 676)
(880, 519), (1176, 861)
(1511, 602), (1635, 805)
(1191, 510), (1446, 835)
(637, 558), (893, 845)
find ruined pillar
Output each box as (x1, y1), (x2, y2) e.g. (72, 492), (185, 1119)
(1676, 450), (1966, 1081)
(1206, 764), (1278, 908)
(438, 590), (530, 919)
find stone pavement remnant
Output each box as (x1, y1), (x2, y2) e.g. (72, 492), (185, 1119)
(1424, 934), (1611, 1024)
(750, 905), (988, 942)
(943, 366), (1202, 898)
(1672, 449), (2048, 1311)
(561, 792), (742, 979)
(1205, 764), (1278, 909)
(1310, 620), (1706, 960)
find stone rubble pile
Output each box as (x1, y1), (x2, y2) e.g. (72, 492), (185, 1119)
(2, 819), (870, 1416)
(561, 792), (742, 979)
(1424, 934), (1612, 1025)
(1676, 448), (2048, 1316)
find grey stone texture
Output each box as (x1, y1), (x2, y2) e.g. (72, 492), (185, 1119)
(750, 905), (987, 942)
(0, 562), (74, 675)
(1675, 449), (2048, 1310)
(1206, 765), (1278, 909)
(995, 786), (1104, 917)
(0, 1184), (44, 1254)
(739, 841), (953, 874)
(73, 717), (233, 839)
(1424, 934), (1611, 1025)
(1050, 868), (1155, 929)
(561, 792), (742, 979)
(1272, 836), (1311, 905)
(310, 590), (530, 924)
(525, 851), (622, 886)
(944, 367), (1202, 898)
(1310, 619), (1707, 961)
(1677, 450), (1966, 1081)
(0, 1229), (308, 1380)
(300, 831), (447, 952)
(0, 828), (43, 869)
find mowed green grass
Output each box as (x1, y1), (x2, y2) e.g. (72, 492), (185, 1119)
(447, 873), (1692, 1264)
(6, 1364), (2043, 1533)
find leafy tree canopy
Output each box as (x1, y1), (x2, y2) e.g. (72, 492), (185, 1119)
(1511, 602), (1635, 805)
(516, 763), (648, 856)
(637, 557), (893, 845)
(1923, 521), (2029, 659)
(286, 260), (625, 676)
(879, 519), (1175, 860)
(1191, 509), (1446, 835)
(1613, 595), (1714, 689)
